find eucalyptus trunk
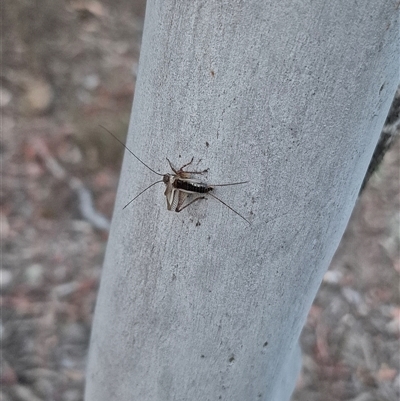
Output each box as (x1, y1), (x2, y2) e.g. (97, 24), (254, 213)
(85, 1), (398, 400)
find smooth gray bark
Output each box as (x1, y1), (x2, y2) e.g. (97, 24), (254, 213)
(85, 1), (398, 400)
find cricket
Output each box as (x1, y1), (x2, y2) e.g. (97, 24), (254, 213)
(100, 126), (250, 224)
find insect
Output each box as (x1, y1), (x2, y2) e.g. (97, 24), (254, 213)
(100, 126), (250, 224)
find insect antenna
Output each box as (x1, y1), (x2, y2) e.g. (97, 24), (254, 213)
(99, 125), (163, 177)
(122, 179), (164, 209)
(207, 192), (250, 225)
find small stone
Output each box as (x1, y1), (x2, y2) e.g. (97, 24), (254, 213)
(83, 74), (100, 90)
(0, 88), (12, 107)
(24, 264), (44, 287)
(22, 77), (54, 115)
(0, 269), (13, 289)
(323, 270), (343, 284)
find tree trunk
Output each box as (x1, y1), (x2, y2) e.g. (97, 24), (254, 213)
(85, 1), (398, 400)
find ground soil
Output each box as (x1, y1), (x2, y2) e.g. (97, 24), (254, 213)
(1, 2), (399, 400)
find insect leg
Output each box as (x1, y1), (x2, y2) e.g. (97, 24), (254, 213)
(175, 195), (207, 213)
(181, 168), (209, 175)
(166, 157), (208, 175)
(176, 157), (194, 170)
(165, 185), (177, 211)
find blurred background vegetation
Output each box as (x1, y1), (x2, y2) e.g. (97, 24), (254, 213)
(1, 2), (399, 401)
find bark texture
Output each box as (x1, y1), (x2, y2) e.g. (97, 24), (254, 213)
(85, 1), (398, 400)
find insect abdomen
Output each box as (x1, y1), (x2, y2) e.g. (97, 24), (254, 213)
(174, 179), (212, 194)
